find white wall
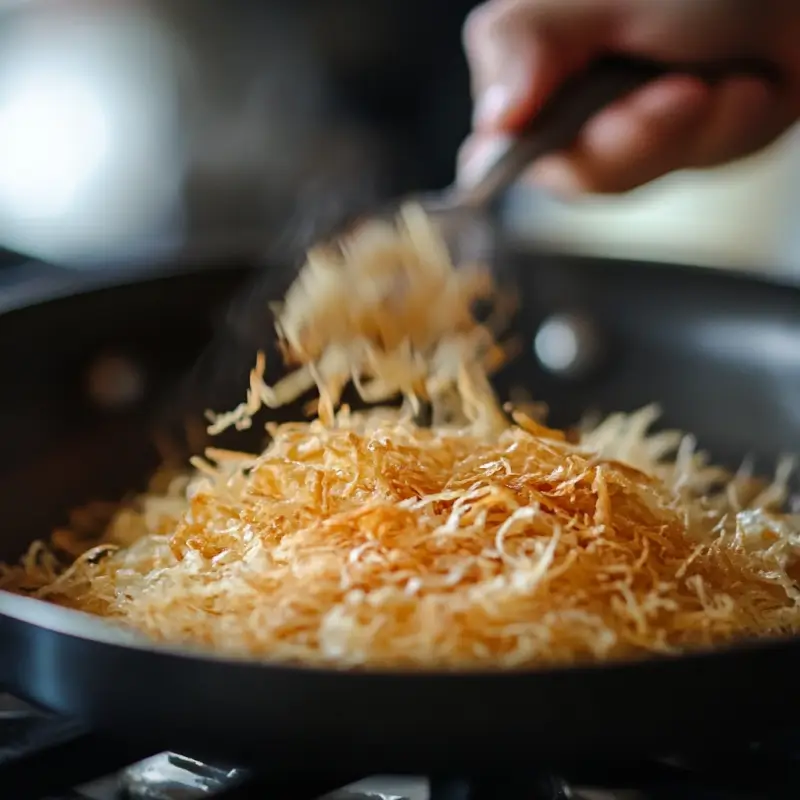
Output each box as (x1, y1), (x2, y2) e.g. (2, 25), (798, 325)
(506, 124), (800, 274)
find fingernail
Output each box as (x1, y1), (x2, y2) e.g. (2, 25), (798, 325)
(473, 83), (515, 128)
(457, 135), (513, 190)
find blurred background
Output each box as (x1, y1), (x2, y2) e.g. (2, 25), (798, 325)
(0, 0), (798, 274)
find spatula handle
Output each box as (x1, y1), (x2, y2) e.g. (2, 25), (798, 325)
(458, 56), (781, 208)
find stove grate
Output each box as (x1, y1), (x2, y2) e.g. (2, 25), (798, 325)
(3, 690), (800, 800)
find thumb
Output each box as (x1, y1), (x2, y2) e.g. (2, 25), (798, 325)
(463, 0), (620, 133)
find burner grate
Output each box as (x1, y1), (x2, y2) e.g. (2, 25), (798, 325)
(0, 696), (155, 799)
(2, 690), (800, 800)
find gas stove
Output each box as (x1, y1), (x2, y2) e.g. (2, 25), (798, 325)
(4, 691), (800, 800)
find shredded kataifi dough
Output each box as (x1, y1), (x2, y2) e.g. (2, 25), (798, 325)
(3, 204), (800, 669)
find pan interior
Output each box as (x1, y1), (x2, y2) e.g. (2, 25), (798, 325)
(1, 254), (799, 559)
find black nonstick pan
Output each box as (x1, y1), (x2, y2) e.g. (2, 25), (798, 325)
(1, 252), (800, 776)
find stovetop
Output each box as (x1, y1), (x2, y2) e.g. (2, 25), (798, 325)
(4, 690), (800, 800)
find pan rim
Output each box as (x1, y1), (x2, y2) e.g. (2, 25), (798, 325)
(1, 252), (799, 320)
(0, 259), (256, 317)
(3, 587), (799, 681)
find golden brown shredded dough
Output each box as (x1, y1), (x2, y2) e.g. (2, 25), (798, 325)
(3, 204), (800, 669)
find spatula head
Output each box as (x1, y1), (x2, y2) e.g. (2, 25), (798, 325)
(155, 190), (507, 462)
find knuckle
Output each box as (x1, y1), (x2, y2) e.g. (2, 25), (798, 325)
(462, 1), (503, 56)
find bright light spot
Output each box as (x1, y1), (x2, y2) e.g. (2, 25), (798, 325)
(535, 317), (582, 373)
(0, 76), (109, 219)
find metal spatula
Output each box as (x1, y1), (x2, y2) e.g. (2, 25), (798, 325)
(157, 56), (779, 455)
(403, 55), (779, 264)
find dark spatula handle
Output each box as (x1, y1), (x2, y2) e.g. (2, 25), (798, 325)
(458, 55), (781, 207)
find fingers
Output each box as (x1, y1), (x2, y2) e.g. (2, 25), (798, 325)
(459, 74), (712, 194)
(531, 74), (786, 194)
(686, 76), (788, 168)
(459, 0), (800, 194)
(460, 73), (789, 195)
(529, 74), (715, 194)
(463, 0), (619, 133)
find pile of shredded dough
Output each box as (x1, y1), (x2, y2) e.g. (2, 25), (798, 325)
(3, 204), (800, 669)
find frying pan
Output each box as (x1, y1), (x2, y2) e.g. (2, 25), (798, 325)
(1, 252), (800, 776)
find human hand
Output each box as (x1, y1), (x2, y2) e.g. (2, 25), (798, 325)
(459, 0), (800, 194)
